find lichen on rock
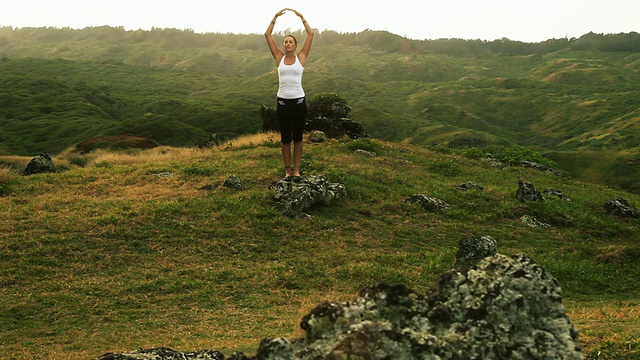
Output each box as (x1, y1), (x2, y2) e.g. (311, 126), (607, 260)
(271, 175), (347, 219)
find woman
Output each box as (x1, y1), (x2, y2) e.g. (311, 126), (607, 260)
(265, 8), (314, 180)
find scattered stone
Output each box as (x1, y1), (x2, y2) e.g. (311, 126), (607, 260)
(518, 160), (566, 177)
(271, 175), (347, 219)
(23, 153), (56, 175)
(308, 130), (328, 143)
(223, 175), (242, 190)
(354, 149), (376, 157)
(97, 347), (226, 360)
(520, 215), (552, 228)
(544, 188), (564, 199)
(604, 198), (640, 219)
(404, 194), (451, 213)
(154, 172), (174, 178)
(516, 179), (544, 202)
(455, 181), (485, 191)
(455, 235), (497, 269)
(481, 154), (507, 170)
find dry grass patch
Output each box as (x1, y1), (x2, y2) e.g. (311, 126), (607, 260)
(218, 131), (280, 150)
(566, 300), (640, 353)
(0, 154), (73, 171)
(595, 245), (640, 264)
(0, 166), (16, 181)
(84, 147), (211, 166)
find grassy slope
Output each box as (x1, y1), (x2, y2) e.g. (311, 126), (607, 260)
(2, 30), (640, 153)
(1, 134), (639, 359)
(3, 37), (640, 192)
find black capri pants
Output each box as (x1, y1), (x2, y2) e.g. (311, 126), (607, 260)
(276, 97), (306, 143)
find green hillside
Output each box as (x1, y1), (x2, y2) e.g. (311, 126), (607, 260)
(1, 27), (639, 192)
(0, 135), (638, 359)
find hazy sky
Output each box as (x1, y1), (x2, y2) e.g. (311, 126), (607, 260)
(1, 0), (638, 42)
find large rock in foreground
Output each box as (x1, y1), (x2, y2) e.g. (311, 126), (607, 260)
(263, 254), (582, 359)
(99, 254), (581, 360)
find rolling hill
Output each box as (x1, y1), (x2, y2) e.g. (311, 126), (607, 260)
(1, 26), (639, 192)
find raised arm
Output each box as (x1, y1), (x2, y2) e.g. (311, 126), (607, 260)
(289, 9), (315, 66)
(265, 9), (287, 65)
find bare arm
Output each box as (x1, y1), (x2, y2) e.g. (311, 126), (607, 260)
(289, 9), (315, 66)
(265, 9), (287, 66)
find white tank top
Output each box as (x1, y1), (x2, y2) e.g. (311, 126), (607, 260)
(277, 55), (305, 99)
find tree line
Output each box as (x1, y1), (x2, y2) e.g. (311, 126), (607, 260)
(2, 26), (640, 59)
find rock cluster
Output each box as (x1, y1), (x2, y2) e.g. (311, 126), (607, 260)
(515, 179), (543, 202)
(518, 160), (567, 177)
(98, 347), (225, 360)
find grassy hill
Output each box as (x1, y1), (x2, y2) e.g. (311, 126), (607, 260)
(1, 27), (640, 192)
(0, 134), (639, 359)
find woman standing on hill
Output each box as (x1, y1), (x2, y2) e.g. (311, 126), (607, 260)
(265, 8), (314, 180)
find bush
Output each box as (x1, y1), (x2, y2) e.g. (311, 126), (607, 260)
(343, 138), (380, 153)
(428, 158), (463, 177)
(449, 145), (558, 168)
(307, 92), (366, 139)
(491, 145), (557, 167)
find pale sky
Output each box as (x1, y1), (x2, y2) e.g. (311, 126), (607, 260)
(1, 0), (638, 43)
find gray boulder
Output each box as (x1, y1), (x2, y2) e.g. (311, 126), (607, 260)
(604, 198), (640, 219)
(516, 180), (543, 202)
(404, 194), (451, 213)
(520, 215), (552, 229)
(518, 160), (566, 177)
(354, 149), (376, 157)
(23, 153), (56, 175)
(272, 175), (347, 219)
(455, 235), (497, 269)
(455, 181), (485, 191)
(308, 130), (328, 143)
(223, 175), (242, 190)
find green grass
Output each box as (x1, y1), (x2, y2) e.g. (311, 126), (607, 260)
(0, 136), (639, 359)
